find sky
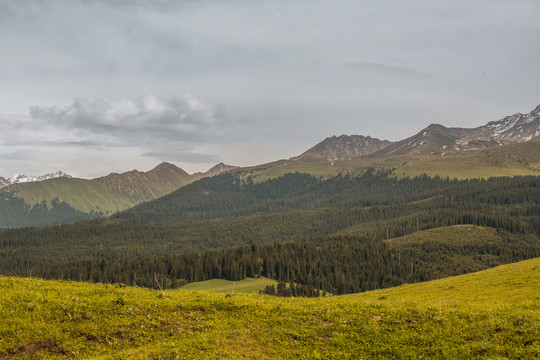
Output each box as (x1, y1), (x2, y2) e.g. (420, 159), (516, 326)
(1, 0), (539, 178)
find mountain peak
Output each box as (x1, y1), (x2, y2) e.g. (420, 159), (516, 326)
(193, 163), (239, 179)
(531, 104), (540, 115)
(0, 177), (9, 188)
(146, 162), (190, 178)
(425, 123), (446, 130)
(5, 171), (72, 185)
(152, 162), (180, 171)
(294, 134), (392, 163)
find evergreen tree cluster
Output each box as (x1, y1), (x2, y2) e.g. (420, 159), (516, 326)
(31, 231), (540, 296)
(0, 196), (94, 228)
(261, 282), (323, 297)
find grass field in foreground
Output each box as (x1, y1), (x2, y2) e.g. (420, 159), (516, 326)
(0, 258), (538, 359)
(179, 277), (277, 294)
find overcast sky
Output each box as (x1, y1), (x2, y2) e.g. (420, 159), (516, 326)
(1, 0), (539, 178)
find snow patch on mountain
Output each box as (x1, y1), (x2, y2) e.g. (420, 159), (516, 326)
(481, 105), (540, 142)
(2, 171), (72, 187)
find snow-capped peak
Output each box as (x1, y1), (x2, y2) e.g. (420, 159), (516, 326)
(5, 171), (72, 185)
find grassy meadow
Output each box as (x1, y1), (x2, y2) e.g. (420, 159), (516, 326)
(178, 277), (277, 294)
(241, 141), (540, 182)
(1, 258), (538, 359)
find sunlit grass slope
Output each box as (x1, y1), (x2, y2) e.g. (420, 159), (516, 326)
(1, 258), (538, 359)
(2, 164), (194, 216)
(242, 141), (540, 181)
(179, 277), (277, 294)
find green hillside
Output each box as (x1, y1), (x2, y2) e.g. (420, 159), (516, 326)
(9, 177), (124, 213)
(390, 141), (540, 179)
(179, 277), (278, 294)
(1, 258), (538, 359)
(0, 163), (194, 227)
(238, 141), (540, 182)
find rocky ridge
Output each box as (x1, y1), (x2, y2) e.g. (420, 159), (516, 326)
(294, 135), (392, 163)
(369, 104), (540, 157)
(193, 163), (239, 179)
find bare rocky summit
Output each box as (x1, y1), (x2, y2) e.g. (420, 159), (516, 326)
(293, 135), (392, 163)
(372, 104), (540, 157)
(193, 163), (239, 179)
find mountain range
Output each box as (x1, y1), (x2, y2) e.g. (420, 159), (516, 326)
(296, 103), (540, 161)
(0, 162), (237, 227)
(370, 104), (540, 157)
(0, 103), (539, 228)
(0, 170), (72, 188)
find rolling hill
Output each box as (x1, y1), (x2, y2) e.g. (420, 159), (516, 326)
(1, 258), (537, 359)
(0, 162), (236, 228)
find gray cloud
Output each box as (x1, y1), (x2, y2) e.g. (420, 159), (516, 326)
(141, 150), (219, 163)
(57, 140), (102, 147)
(344, 62), (424, 77)
(0, 149), (35, 161)
(0, 94), (238, 173)
(29, 94), (228, 146)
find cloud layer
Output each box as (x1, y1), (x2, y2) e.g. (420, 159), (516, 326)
(0, 95), (236, 176)
(1, 0), (539, 177)
(30, 94), (225, 142)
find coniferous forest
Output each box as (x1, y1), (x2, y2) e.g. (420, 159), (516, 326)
(1, 171), (540, 296)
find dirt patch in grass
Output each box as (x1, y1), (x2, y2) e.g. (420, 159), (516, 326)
(0, 340), (65, 359)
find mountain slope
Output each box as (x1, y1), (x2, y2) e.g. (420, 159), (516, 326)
(374, 123), (462, 156)
(238, 105), (540, 181)
(0, 161), (242, 228)
(93, 162), (192, 205)
(193, 162), (239, 179)
(477, 103), (540, 142)
(293, 135), (391, 163)
(1, 258), (538, 359)
(0, 162), (195, 227)
(373, 104), (540, 157)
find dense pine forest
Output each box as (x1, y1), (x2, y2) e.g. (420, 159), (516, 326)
(1, 171), (540, 295)
(33, 231), (540, 295)
(0, 195), (97, 228)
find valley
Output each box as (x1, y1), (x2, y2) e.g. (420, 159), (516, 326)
(0, 104), (539, 359)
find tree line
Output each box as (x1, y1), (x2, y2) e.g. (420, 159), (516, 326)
(31, 230), (540, 296)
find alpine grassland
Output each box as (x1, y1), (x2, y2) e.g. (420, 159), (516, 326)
(178, 277), (277, 294)
(1, 258), (538, 359)
(237, 141), (540, 182)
